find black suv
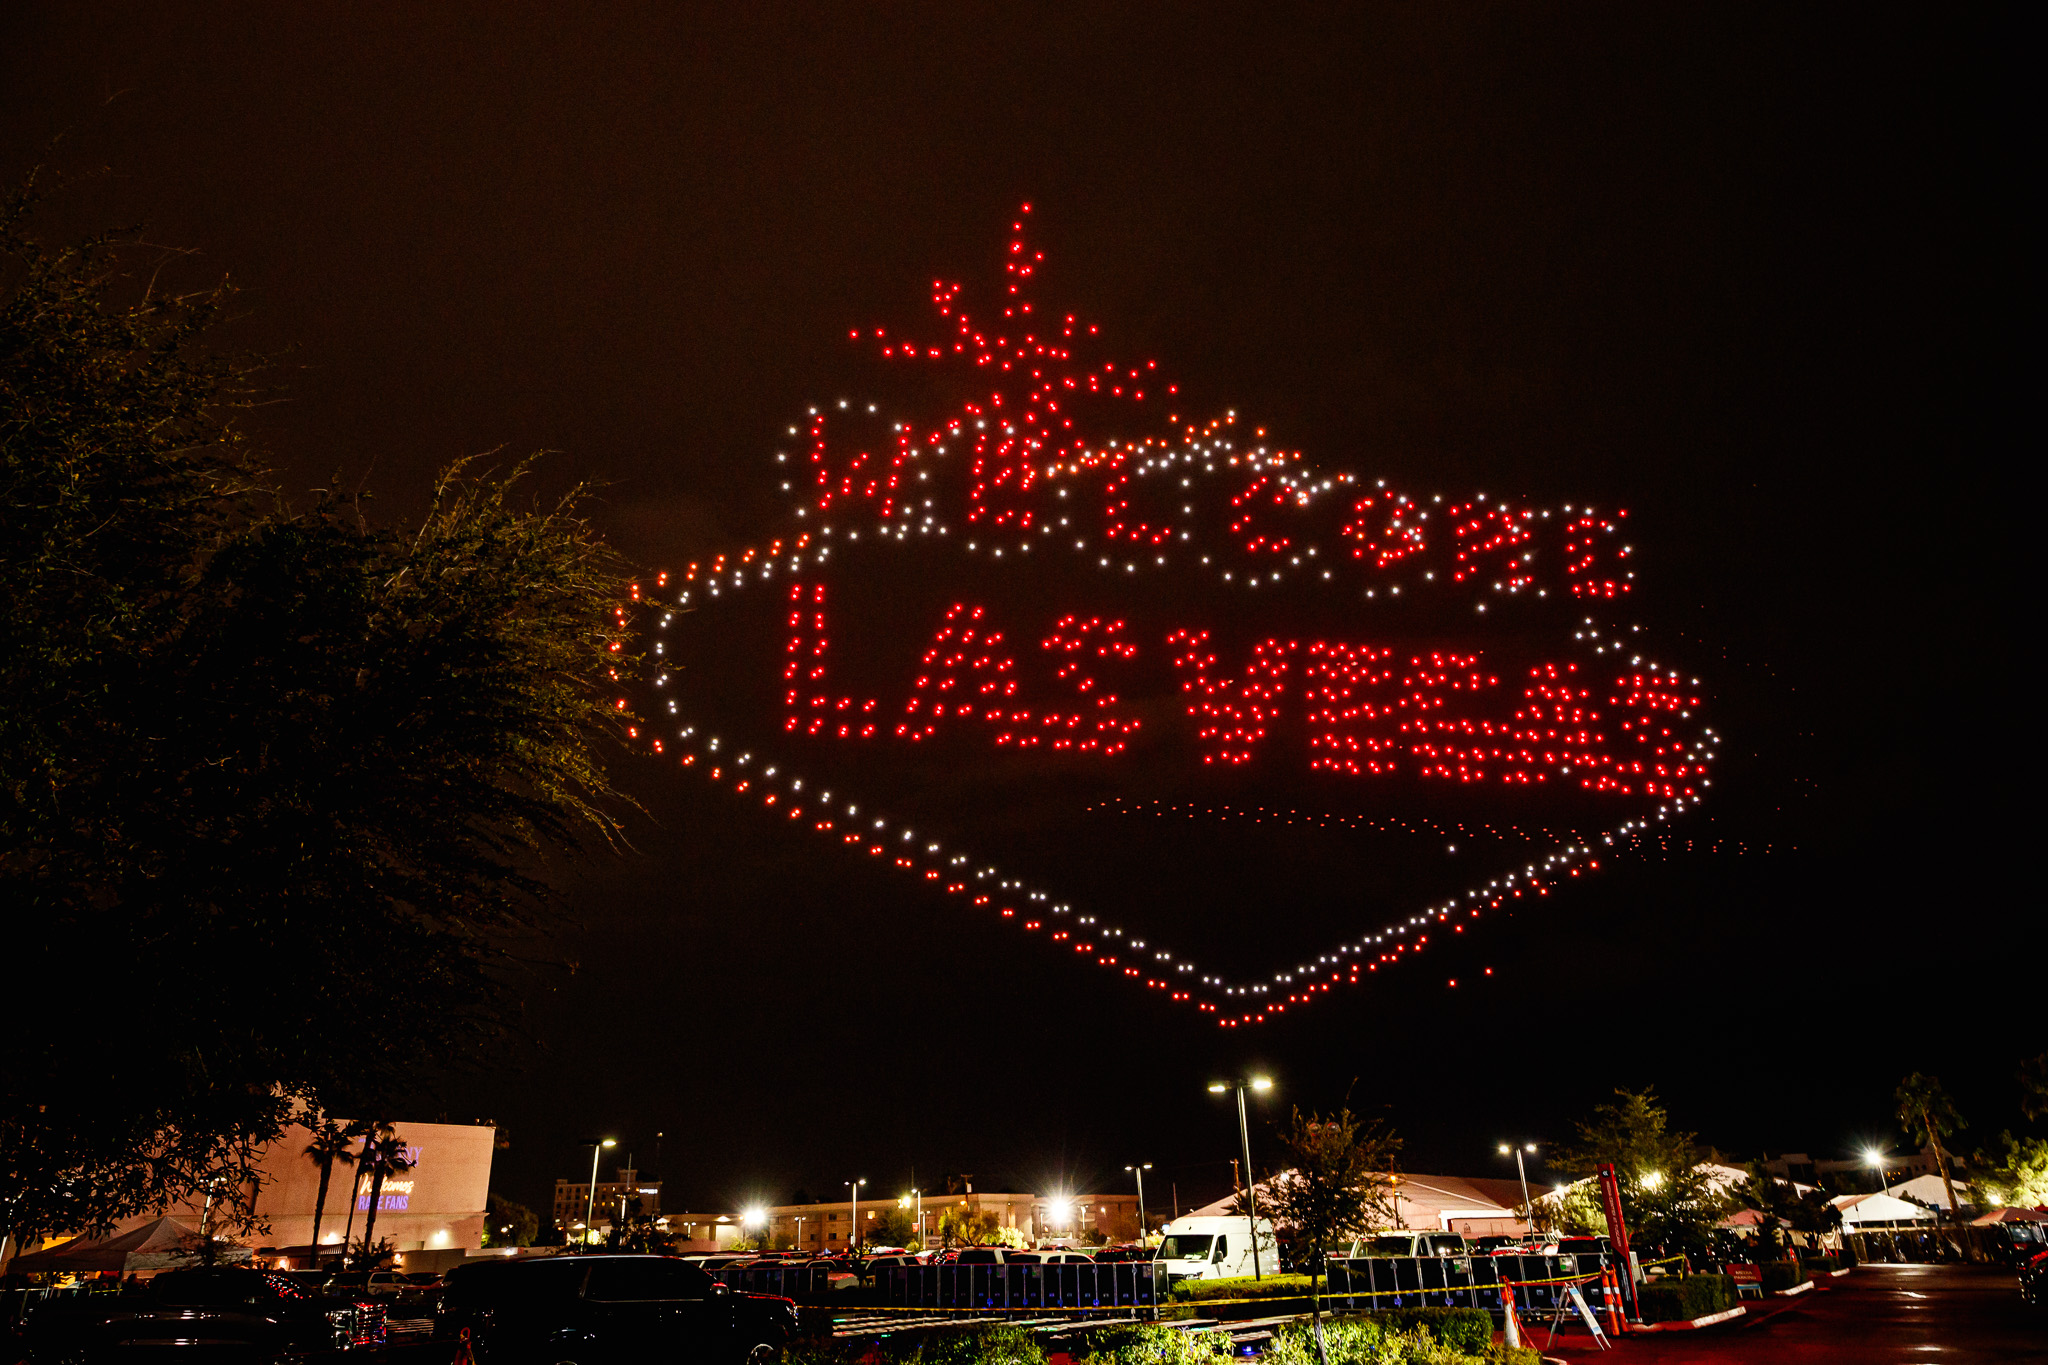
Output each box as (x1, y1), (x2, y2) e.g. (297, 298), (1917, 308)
(22, 1264), (386, 1357)
(435, 1254), (798, 1364)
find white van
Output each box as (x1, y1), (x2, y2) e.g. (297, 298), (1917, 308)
(1152, 1216), (1278, 1281)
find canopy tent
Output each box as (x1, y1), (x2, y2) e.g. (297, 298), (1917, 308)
(1970, 1206), (2048, 1226)
(1887, 1173), (1973, 1211)
(1189, 1172), (1522, 1235)
(7, 1217), (249, 1273)
(1830, 1192), (1936, 1228)
(1717, 1207), (1788, 1231)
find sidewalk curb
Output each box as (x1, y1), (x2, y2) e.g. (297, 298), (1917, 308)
(1630, 1305), (1747, 1332)
(1774, 1280), (1815, 1297)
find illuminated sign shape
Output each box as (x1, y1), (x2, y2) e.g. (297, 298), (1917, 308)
(635, 207), (1715, 1027)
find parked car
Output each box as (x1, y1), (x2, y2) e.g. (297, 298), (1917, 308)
(435, 1253), (797, 1364)
(2019, 1247), (2048, 1309)
(952, 1248), (1010, 1265)
(862, 1253), (923, 1276)
(1341, 1232), (1470, 1259)
(22, 1265), (387, 1358)
(687, 1253), (757, 1274)
(1552, 1236), (1614, 1268)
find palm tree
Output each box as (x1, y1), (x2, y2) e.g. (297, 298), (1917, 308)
(358, 1131), (416, 1263)
(303, 1117), (360, 1269)
(338, 1122), (387, 1263)
(1896, 1073), (1965, 1214)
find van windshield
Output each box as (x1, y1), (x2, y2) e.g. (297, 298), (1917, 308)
(1364, 1236), (1418, 1256)
(1157, 1235), (1212, 1261)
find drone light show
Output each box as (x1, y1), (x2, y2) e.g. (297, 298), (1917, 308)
(631, 205), (1717, 1027)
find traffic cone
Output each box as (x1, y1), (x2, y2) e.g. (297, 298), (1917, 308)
(1600, 1265), (1624, 1338)
(1502, 1281), (1523, 1349)
(451, 1326), (477, 1365)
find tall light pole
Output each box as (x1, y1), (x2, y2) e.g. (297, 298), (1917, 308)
(845, 1178), (866, 1254)
(582, 1138), (616, 1246)
(1497, 1142), (1537, 1225)
(900, 1190), (925, 1248)
(1866, 1149), (1891, 1200)
(1209, 1076), (1273, 1279)
(1124, 1164), (1153, 1246)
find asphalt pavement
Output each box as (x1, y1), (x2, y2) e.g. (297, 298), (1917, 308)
(1532, 1263), (2042, 1364)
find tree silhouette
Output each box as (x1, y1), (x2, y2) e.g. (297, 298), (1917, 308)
(356, 1130), (416, 1265)
(1241, 1106), (1399, 1360)
(303, 1116), (364, 1269)
(1895, 1073), (1965, 1215)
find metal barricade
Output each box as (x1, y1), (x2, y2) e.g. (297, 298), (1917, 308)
(882, 1260), (1159, 1314)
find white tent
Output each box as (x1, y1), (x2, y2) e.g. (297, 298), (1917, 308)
(1831, 1192), (1936, 1228)
(1885, 1174), (1972, 1211)
(6, 1217), (250, 1273)
(1189, 1172), (1522, 1235)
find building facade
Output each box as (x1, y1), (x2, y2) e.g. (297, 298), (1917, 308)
(551, 1168), (663, 1241)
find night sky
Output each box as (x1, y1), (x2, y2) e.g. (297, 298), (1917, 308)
(3, 5), (2020, 1222)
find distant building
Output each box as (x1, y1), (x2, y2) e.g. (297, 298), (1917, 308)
(552, 1168), (662, 1240)
(761, 1190), (1140, 1251)
(1766, 1148), (1962, 1186)
(656, 1212), (743, 1253)
(0, 1116), (496, 1277)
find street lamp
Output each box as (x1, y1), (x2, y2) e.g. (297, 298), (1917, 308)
(582, 1139), (616, 1246)
(1497, 1143), (1537, 1224)
(1124, 1164), (1153, 1247)
(845, 1178), (866, 1253)
(900, 1190), (926, 1248)
(1865, 1149), (1891, 1200)
(1208, 1076), (1274, 1279)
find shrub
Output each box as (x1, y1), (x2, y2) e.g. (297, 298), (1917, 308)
(1260, 1317), (1390, 1365)
(1636, 1274), (1733, 1323)
(1170, 1273), (1317, 1301)
(1371, 1307), (1492, 1354)
(1072, 1324), (1234, 1364)
(1800, 1254), (1838, 1275)
(1760, 1261), (1809, 1293)
(781, 1324), (1048, 1365)
(1838, 1245), (1857, 1268)
(918, 1325), (1048, 1365)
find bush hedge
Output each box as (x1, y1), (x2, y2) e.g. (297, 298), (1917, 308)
(1800, 1254), (1838, 1275)
(791, 1315), (1529, 1365)
(780, 1323), (1047, 1364)
(1169, 1272), (1317, 1301)
(1369, 1307), (1494, 1353)
(1072, 1324), (1233, 1364)
(1760, 1261), (1809, 1293)
(1636, 1274), (1733, 1323)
